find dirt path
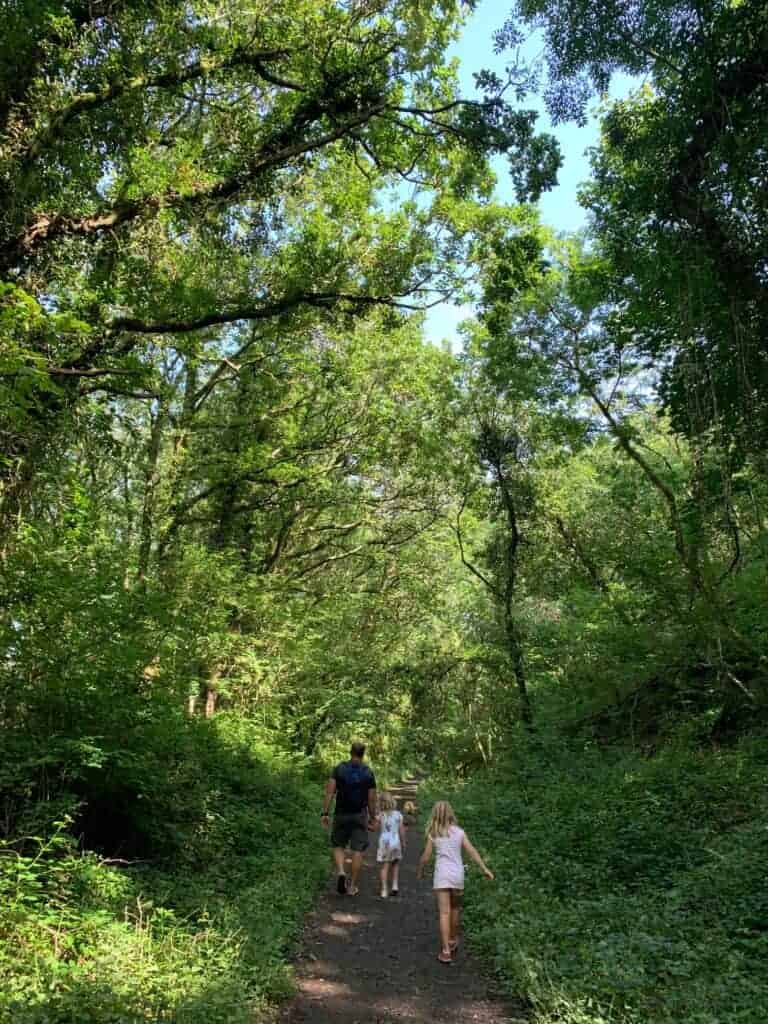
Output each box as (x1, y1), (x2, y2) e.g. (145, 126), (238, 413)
(280, 781), (526, 1024)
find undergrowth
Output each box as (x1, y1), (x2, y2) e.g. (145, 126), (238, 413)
(440, 729), (768, 1024)
(0, 716), (327, 1024)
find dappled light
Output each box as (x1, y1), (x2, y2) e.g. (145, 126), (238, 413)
(1, 1), (767, 1023)
(298, 978), (354, 998)
(284, 781), (523, 1024)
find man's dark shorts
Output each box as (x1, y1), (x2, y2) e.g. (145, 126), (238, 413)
(331, 812), (369, 851)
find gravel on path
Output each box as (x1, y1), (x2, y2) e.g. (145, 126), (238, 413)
(280, 780), (527, 1024)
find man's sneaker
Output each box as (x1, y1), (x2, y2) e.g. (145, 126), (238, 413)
(336, 874), (347, 895)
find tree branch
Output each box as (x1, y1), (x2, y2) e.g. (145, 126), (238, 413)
(47, 366), (142, 378)
(1, 100), (387, 267)
(20, 48), (292, 163)
(106, 290), (430, 336)
(453, 493), (500, 597)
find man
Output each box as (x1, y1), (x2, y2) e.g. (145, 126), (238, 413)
(321, 741), (377, 896)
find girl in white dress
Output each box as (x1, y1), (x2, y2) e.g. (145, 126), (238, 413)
(417, 800), (494, 963)
(376, 792), (406, 898)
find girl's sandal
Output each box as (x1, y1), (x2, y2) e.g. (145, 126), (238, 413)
(437, 952), (453, 964)
(448, 940), (460, 954)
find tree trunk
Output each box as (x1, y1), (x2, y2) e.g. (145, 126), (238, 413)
(137, 405), (166, 585)
(497, 457), (534, 730)
(504, 601), (533, 728)
(204, 688), (217, 718)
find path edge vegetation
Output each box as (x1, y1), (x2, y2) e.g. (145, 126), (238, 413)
(2, 1), (768, 1022)
(0, 715), (331, 1024)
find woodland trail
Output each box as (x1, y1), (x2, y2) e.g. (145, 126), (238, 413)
(279, 780), (527, 1024)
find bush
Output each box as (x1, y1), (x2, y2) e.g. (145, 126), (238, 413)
(0, 717), (327, 1024)
(439, 733), (768, 1024)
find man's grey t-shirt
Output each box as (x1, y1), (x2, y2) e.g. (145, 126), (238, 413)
(332, 760), (376, 814)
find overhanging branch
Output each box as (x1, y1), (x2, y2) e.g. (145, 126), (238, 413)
(1, 101), (386, 268)
(106, 290), (434, 336)
(20, 47), (293, 163)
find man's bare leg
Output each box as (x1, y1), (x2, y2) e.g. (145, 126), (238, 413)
(333, 846), (347, 892)
(348, 850), (364, 894)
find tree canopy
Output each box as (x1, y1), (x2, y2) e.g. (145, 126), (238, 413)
(1, 2), (767, 1023)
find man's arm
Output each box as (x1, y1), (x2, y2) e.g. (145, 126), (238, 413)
(367, 785), (378, 820)
(321, 777), (336, 828)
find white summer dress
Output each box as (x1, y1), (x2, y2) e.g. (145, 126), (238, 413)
(433, 825), (465, 890)
(377, 810), (403, 862)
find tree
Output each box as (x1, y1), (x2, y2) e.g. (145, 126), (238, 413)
(471, 223), (764, 707)
(0, 0), (560, 530)
(495, 0), (768, 453)
(454, 402), (535, 728)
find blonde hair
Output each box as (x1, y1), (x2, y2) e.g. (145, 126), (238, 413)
(426, 800), (457, 839)
(378, 792), (397, 813)
(403, 800), (417, 816)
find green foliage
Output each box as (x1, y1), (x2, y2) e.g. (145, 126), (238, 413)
(1, 4), (767, 1022)
(496, 0), (768, 453)
(0, 281), (92, 446)
(0, 718), (327, 1024)
(445, 734), (768, 1024)
(0, 0), (562, 527)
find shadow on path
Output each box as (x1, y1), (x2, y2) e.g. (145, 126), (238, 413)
(280, 780), (527, 1024)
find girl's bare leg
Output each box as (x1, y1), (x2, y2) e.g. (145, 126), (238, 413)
(391, 860), (400, 892)
(379, 862), (390, 896)
(436, 889), (452, 956)
(449, 890), (462, 947)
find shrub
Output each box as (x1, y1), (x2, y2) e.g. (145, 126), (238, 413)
(0, 717), (327, 1024)
(439, 733), (768, 1024)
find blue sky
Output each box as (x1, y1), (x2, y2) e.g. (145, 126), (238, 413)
(424, 0), (637, 346)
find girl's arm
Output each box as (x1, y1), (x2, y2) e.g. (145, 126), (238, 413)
(416, 836), (434, 879)
(462, 833), (494, 879)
